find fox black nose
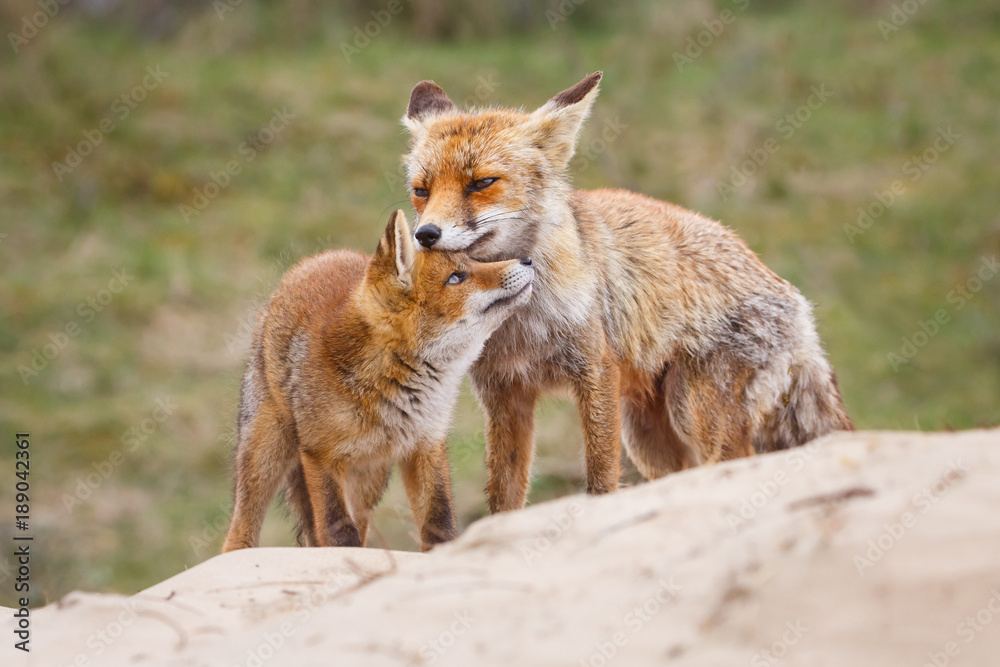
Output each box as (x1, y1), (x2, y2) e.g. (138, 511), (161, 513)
(520, 257), (533, 267)
(415, 225), (441, 248)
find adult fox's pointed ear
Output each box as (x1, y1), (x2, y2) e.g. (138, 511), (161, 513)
(403, 80), (456, 132)
(528, 71), (602, 170)
(374, 209), (415, 288)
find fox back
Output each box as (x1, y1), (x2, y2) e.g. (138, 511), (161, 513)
(399, 74), (852, 513)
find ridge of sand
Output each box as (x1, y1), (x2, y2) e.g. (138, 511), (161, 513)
(6, 428), (1000, 666)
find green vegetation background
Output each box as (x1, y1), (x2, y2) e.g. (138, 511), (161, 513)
(1, 0), (998, 606)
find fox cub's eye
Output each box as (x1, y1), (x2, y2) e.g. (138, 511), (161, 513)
(469, 177), (498, 192)
(413, 186), (430, 198)
(446, 272), (467, 285)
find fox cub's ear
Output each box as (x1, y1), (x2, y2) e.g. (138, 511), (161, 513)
(375, 210), (416, 288)
(403, 80), (456, 132)
(528, 71), (602, 170)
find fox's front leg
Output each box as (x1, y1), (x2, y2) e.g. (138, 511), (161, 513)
(573, 351), (622, 495)
(475, 378), (539, 513)
(299, 452), (361, 547)
(400, 440), (456, 551)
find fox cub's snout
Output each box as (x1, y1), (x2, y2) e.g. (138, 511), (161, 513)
(223, 210), (532, 554)
(396, 242), (535, 349)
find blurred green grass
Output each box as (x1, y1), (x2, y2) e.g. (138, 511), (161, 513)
(1, 0), (998, 605)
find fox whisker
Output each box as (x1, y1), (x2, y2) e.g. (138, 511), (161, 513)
(473, 207), (530, 227)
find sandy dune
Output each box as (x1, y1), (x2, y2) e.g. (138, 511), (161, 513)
(6, 428), (1000, 666)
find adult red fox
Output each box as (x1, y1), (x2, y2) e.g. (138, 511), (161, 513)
(222, 210), (534, 552)
(401, 72), (852, 513)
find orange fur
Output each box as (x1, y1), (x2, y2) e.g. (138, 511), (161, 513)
(402, 73), (852, 512)
(223, 210), (534, 551)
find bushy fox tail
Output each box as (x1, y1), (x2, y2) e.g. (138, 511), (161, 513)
(761, 359), (853, 453)
(752, 295), (853, 453)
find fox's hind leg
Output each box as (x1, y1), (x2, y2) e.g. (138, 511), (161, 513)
(345, 461), (392, 546)
(299, 452), (361, 547)
(283, 460), (317, 547)
(665, 353), (756, 464)
(620, 367), (696, 479)
(401, 440), (456, 551)
(223, 399), (297, 552)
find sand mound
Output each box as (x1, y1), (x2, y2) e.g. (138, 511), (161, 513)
(6, 428), (1000, 666)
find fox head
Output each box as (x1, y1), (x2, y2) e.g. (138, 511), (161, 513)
(365, 210), (534, 360)
(401, 72), (602, 261)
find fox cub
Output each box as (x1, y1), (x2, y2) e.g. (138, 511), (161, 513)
(223, 210), (534, 552)
(401, 72), (852, 513)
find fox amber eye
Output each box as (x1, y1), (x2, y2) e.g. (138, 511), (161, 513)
(469, 177), (498, 192)
(413, 186), (430, 198)
(446, 272), (467, 285)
